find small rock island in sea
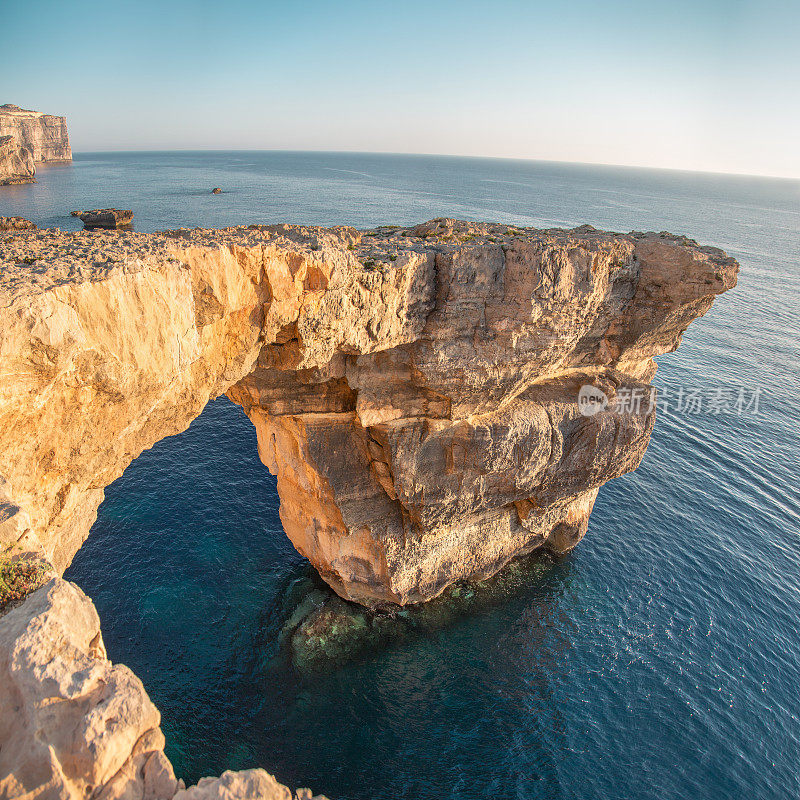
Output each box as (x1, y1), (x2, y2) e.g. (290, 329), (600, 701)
(0, 104), (71, 185)
(71, 208), (134, 229)
(0, 219), (738, 799)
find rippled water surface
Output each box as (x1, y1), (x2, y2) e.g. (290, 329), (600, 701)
(5, 152), (799, 799)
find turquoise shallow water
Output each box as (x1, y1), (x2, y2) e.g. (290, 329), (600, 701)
(3, 152), (799, 799)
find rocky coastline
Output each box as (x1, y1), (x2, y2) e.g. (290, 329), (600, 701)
(0, 219), (737, 798)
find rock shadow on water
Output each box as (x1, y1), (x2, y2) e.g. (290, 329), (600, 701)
(283, 551), (563, 673)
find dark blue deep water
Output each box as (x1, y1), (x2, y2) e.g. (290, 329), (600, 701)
(4, 153), (799, 799)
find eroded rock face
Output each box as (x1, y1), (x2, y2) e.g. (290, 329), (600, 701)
(0, 135), (35, 185)
(227, 220), (738, 605)
(0, 104), (72, 162)
(0, 220), (737, 605)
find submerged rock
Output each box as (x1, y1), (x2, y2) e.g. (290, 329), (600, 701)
(71, 208), (134, 228)
(291, 595), (385, 670)
(289, 551), (556, 671)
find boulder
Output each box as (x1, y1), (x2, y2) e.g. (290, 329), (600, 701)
(174, 770), (328, 799)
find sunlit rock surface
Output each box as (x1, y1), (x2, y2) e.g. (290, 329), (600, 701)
(174, 769), (327, 800)
(71, 209), (134, 229)
(0, 220), (737, 604)
(0, 578), (181, 800)
(0, 216), (37, 231)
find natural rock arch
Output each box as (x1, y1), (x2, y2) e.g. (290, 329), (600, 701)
(0, 220), (737, 606)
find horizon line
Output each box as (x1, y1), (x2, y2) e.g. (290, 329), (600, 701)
(58, 147), (800, 184)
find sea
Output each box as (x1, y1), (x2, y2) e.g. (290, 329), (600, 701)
(2, 152), (799, 800)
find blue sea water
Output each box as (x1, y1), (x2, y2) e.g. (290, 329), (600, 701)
(3, 152), (800, 800)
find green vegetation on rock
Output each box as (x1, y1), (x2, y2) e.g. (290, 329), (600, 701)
(0, 556), (51, 611)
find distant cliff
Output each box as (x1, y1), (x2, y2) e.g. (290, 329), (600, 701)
(0, 104), (71, 162)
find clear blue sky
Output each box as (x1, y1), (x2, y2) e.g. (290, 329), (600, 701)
(3, 0), (799, 178)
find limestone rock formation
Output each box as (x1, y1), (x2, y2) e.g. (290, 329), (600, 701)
(0, 217), (737, 799)
(0, 135), (35, 185)
(0, 220), (738, 606)
(71, 209), (134, 229)
(0, 104), (72, 162)
(0, 577), (326, 800)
